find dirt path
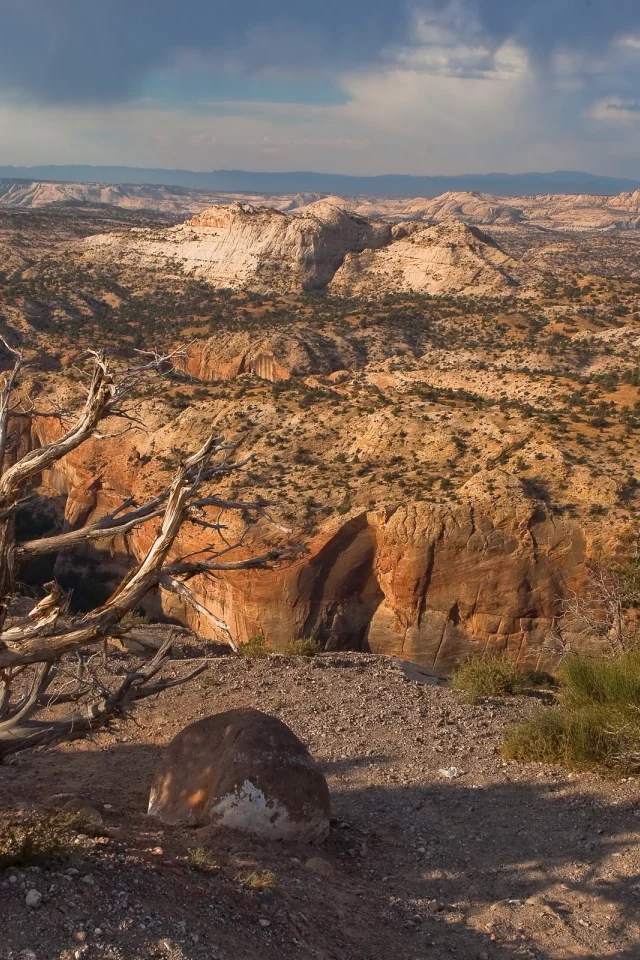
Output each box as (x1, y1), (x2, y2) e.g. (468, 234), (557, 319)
(2, 653), (640, 959)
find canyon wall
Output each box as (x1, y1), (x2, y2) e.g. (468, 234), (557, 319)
(29, 412), (591, 672)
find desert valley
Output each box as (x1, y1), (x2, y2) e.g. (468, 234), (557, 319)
(0, 177), (639, 960)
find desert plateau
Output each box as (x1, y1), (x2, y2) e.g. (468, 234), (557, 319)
(3, 6), (640, 956)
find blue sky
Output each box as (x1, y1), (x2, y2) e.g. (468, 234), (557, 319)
(1, 0), (639, 176)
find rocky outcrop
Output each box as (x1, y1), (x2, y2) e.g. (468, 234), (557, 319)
(181, 328), (362, 382)
(292, 190), (640, 232)
(331, 220), (543, 297)
(158, 496), (587, 672)
(82, 201), (391, 293)
(24, 395), (595, 673)
(77, 202), (544, 297)
(148, 708), (330, 841)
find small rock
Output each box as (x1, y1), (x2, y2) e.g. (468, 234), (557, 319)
(304, 857), (334, 876)
(438, 767), (461, 779)
(258, 919), (271, 928)
(25, 889), (42, 909)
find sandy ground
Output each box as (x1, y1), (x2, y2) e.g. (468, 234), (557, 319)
(1, 652), (640, 960)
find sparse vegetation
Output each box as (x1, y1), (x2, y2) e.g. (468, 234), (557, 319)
(236, 869), (277, 890)
(284, 638), (321, 657)
(0, 812), (87, 869)
(451, 655), (529, 703)
(239, 635), (269, 658)
(187, 847), (219, 873)
(503, 649), (640, 772)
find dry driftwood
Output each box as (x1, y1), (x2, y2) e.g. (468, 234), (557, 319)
(0, 345), (294, 758)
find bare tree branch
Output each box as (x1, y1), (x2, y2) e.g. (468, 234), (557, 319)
(0, 351), (294, 757)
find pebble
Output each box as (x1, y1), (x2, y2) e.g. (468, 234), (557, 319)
(25, 889), (42, 909)
(258, 919), (271, 928)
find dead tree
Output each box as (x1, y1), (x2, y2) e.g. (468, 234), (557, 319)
(0, 344), (294, 758)
(555, 557), (640, 658)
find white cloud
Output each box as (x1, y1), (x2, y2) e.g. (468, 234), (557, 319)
(1, 30), (639, 180)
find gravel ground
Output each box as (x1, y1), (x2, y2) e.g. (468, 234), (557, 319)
(1, 651), (640, 960)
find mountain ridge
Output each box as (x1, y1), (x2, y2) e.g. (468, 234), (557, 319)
(1, 166), (639, 197)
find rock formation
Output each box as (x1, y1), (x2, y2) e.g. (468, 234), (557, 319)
(81, 201), (390, 293)
(331, 220), (542, 296)
(77, 203), (543, 297)
(181, 328), (361, 382)
(32, 401), (591, 671)
(148, 708), (330, 841)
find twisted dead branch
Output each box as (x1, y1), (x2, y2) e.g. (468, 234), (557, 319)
(0, 349), (295, 758)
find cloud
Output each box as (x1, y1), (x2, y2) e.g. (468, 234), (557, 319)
(0, 0), (638, 104)
(590, 96), (640, 121)
(0, 1), (639, 178)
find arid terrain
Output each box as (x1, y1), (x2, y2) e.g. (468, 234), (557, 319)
(0, 192), (638, 668)
(3, 648), (640, 960)
(0, 187), (639, 960)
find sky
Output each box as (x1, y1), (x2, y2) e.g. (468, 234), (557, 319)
(1, 0), (640, 176)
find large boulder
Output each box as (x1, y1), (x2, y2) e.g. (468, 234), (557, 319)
(148, 709), (330, 842)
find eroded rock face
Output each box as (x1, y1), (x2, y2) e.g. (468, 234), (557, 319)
(331, 220), (543, 297)
(148, 709), (330, 841)
(28, 405), (592, 671)
(181, 327), (362, 382)
(82, 201), (390, 293)
(77, 202), (547, 296)
(160, 497), (587, 672)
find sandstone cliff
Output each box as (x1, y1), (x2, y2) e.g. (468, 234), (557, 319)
(22, 383), (605, 674)
(81, 201), (390, 293)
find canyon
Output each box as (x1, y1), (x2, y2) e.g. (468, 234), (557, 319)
(0, 193), (638, 670)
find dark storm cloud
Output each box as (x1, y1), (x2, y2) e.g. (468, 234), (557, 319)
(0, 0), (638, 104)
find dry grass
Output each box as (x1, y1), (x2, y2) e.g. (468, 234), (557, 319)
(236, 869), (277, 890)
(187, 847), (218, 873)
(0, 812), (87, 868)
(503, 650), (640, 773)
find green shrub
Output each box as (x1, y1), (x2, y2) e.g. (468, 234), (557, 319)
(503, 649), (640, 773)
(239, 635), (268, 658)
(283, 638), (321, 658)
(451, 655), (527, 703)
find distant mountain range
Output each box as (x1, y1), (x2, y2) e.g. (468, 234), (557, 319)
(0, 165), (638, 198)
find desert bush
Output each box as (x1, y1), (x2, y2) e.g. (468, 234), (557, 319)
(236, 869), (276, 890)
(284, 638), (321, 658)
(0, 812), (87, 868)
(503, 649), (640, 773)
(239, 635), (269, 658)
(451, 655), (527, 703)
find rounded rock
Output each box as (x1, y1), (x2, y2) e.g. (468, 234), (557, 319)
(25, 889), (42, 909)
(148, 708), (330, 842)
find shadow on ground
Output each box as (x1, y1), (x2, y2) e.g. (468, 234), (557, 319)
(1, 743), (639, 959)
